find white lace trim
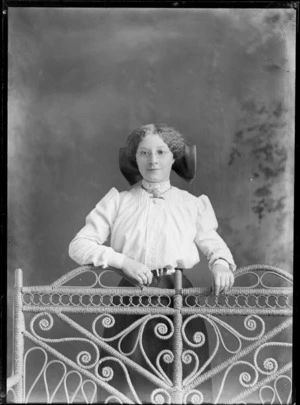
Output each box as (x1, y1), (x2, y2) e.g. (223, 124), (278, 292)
(141, 179), (171, 196)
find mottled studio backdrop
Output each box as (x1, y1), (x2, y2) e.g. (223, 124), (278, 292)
(7, 6), (295, 394)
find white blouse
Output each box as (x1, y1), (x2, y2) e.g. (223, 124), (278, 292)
(69, 184), (236, 273)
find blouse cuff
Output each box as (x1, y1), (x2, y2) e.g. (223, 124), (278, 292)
(208, 253), (237, 273)
(213, 258), (230, 269)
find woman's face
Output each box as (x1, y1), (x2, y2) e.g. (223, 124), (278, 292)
(136, 134), (175, 183)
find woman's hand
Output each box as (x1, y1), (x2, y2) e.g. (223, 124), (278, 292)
(211, 263), (234, 295)
(121, 257), (153, 286)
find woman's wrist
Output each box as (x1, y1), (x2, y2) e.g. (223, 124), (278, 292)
(107, 251), (127, 269)
(213, 258), (229, 269)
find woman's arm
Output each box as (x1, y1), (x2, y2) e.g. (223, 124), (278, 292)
(195, 195), (236, 294)
(69, 188), (126, 269)
(69, 188), (153, 285)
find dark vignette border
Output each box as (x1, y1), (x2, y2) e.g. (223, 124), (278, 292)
(1, 1), (298, 404)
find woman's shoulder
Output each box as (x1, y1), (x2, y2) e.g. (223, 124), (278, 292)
(97, 187), (119, 200)
(97, 185), (140, 203)
(171, 187), (213, 210)
(92, 187), (133, 214)
(170, 186), (207, 202)
(93, 187), (119, 208)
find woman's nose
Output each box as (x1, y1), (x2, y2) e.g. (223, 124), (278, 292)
(149, 152), (158, 163)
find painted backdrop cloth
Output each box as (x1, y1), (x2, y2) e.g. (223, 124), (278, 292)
(7, 9), (294, 402)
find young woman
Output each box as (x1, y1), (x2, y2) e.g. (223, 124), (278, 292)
(69, 123), (236, 403)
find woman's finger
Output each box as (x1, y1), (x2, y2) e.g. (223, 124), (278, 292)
(214, 275), (221, 295)
(143, 271), (151, 286)
(227, 272), (235, 292)
(221, 275), (229, 294)
(230, 273), (235, 288)
(146, 271), (153, 285)
(135, 274), (144, 284)
(136, 272), (146, 285)
(223, 278), (230, 293)
(221, 274), (228, 293)
(216, 274), (223, 294)
(140, 272), (149, 285)
(219, 282), (225, 294)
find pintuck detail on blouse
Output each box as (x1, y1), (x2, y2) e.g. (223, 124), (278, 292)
(69, 185), (236, 273)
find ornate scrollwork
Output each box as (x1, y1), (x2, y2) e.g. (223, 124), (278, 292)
(38, 312), (54, 331)
(244, 315), (259, 331)
(105, 395), (123, 404)
(254, 342), (292, 375)
(183, 389), (204, 404)
(52, 267), (100, 288)
(23, 346), (98, 403)
(50, 265), (138, 289)
(96, 363), (114, 382)
(30, 313), (100, 370)
(95, 357), (141, 403)
(214, 361), (259, 403)
(154, 321), (174, 340)
(151, 388), (172, 404)
(233, 265), (293, 289)
(81, 379), (97, 403)
(193, 331), (206, 345)
(10, 264), (293, 403)
(137, 316), (175, 385)
(182, 350), (199, 387)
(93, 312), (175, 384)
(181, 313), (271, 391)
(6, 388), (17, 403)
(182, 316), (209, 349)
(64, 370), (82, 403)
(259, 373), (292, 404)
(156, 350), (174, 386)
(23, 291), (173, 308)
(162, 351), (174, 364)
(94, 313), (175, 387)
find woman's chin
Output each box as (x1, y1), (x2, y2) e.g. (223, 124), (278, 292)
(143, 174), (166, 183)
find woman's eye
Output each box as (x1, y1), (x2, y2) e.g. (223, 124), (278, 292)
(140, 151), (148, 156)
(158, 150), (167, 156)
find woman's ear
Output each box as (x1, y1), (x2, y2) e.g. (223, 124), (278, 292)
(119, 148), (143, 186)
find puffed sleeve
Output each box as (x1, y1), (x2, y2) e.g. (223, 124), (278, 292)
(195, 195), (236, 272)
(68, 187), (126, 269)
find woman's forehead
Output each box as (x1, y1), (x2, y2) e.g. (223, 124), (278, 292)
(138, 134), (169, 149)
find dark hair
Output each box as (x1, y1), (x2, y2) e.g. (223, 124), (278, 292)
(126, 124), (186, 166)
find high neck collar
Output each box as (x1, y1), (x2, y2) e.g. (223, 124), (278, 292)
(141, 179), (171, 197)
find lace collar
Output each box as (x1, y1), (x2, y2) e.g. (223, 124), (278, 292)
(141, 180), (171, 198)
